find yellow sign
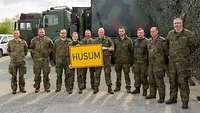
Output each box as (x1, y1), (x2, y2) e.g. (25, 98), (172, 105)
(69, 44), (104, 68)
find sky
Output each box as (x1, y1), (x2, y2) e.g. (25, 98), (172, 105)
(0, 0), (91, 21)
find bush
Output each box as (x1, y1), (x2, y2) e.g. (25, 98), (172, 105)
(0, 18), (14, 34)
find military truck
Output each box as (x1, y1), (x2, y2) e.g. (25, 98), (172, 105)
(15, 13), (41, 45)
(16, 0), (155, 42)
(40, 0), (154, 38)
(41, 6), (72, 40)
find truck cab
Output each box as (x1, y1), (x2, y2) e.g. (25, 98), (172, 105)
(42, 6), (72, 40)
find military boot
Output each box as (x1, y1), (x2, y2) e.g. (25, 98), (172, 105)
(114, 87), (120, 92)
(93, 87), (99, 94)
(35, 88), (40, 93)
(165, 98), (177, 104)
(79, 90), (83, 94)
(127, 89), (131, 93)
(197, 96), (200, 101)
(182, 102), (188, 109)
(145, 95), (156, 99)
(20, 89), (27, 93)
(189, 78), (195, 86)
(132, 88), (140, 94)
(108, 86), (114, 94)
(157, 98), (165, 103)
(12, 90), (17, 94)
(143, 90), (147, 96)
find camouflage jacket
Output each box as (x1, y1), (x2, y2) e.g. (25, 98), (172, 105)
(93, 36), (114, 57)
(167, 29), (195, 63)
(53, 38), (72, 64)
(7, 39), (28, 63)
(147, 36), (168, 71)
(114, 36), (133, 64)
(81, 37), (93, 44)
(133, 37), (148, 64)
(30, 36), (53, 60)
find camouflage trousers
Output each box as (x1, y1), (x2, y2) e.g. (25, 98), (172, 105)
(148, 65), (165, 99)
(93, 65), (112, 90)
(115, 63), (131, 90)
(68, 68), (85, 91)
(81, 67), (95, 89)
(9, 61), (26, 91)
(55, 62), (70, 90)
(33, 59), (50, 90)
(168, 61), (190, 104)
(133, 62), (149, 91)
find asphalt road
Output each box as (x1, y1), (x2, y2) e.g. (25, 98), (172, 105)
(0, 54), (199, 113)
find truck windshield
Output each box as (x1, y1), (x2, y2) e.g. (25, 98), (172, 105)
(20, 22), (32, 30)
(43, 15), (58, 27)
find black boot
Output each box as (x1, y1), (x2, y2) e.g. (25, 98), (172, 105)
(157, 98), (165, 103)
(165, 98), (177, 104)
(142, 90), (147, 96)
(93, 87), (99, 94)
(182, 102), (188, 109)
(108, 86), (114, 94)
(132, 88), (140, 94)
(145, 95), (156, 99)
(197, 96), (200, 101)
(114, 87), (120, 92)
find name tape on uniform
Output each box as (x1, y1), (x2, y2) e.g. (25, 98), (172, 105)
(69, 44), (104, 68)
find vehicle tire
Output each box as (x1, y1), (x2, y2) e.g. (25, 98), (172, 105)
(0, 49), (3, 57)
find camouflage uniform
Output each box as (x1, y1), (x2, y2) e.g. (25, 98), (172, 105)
(53, 38), (72, 91)
(81, 37), (95, 89)
(166, 29), (195, 105)
(68, 40), (83, 92)
(147, 36), (168, 100)
(30, 36), (53, 91)
(93, 36), (114, 92)
(132, 37), (149, 95)
(8, 39), (28, 92)
(113, 36), (133, 92)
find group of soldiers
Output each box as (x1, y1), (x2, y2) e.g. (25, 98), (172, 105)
(7, 17), (198, 109)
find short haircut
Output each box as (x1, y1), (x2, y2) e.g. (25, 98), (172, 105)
(137, 28), (144, 32)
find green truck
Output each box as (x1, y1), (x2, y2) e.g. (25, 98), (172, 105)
(15, 13), (41, 45)
(16, 0), (154, 42)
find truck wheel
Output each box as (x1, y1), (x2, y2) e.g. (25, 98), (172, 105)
(0, 49), (3, 57)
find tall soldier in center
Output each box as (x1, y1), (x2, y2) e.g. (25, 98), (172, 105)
(93, 27), (114, 94)
(53, 29), (72, 92)
(81, 29), (95, 89)
(132, 28), (149, 96)
(113, 26), (133, 93)
(30, 28), (53, 93)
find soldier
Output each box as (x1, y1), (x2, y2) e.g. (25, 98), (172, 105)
(145, 27), (168, 103)
(53, 29), (72, 93)
(113, 26), (133, 93)
(92, 27), (114, 94)
(30, 28), (53, 93)
(165, 18), (195, 109)
(81, 29), (95, 89)
(132, 28), (149, 96)
(68, 32), (83, 94)
(8, 30), (28, 94)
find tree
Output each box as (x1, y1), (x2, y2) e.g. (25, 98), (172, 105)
(0, 18), (14, 34)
